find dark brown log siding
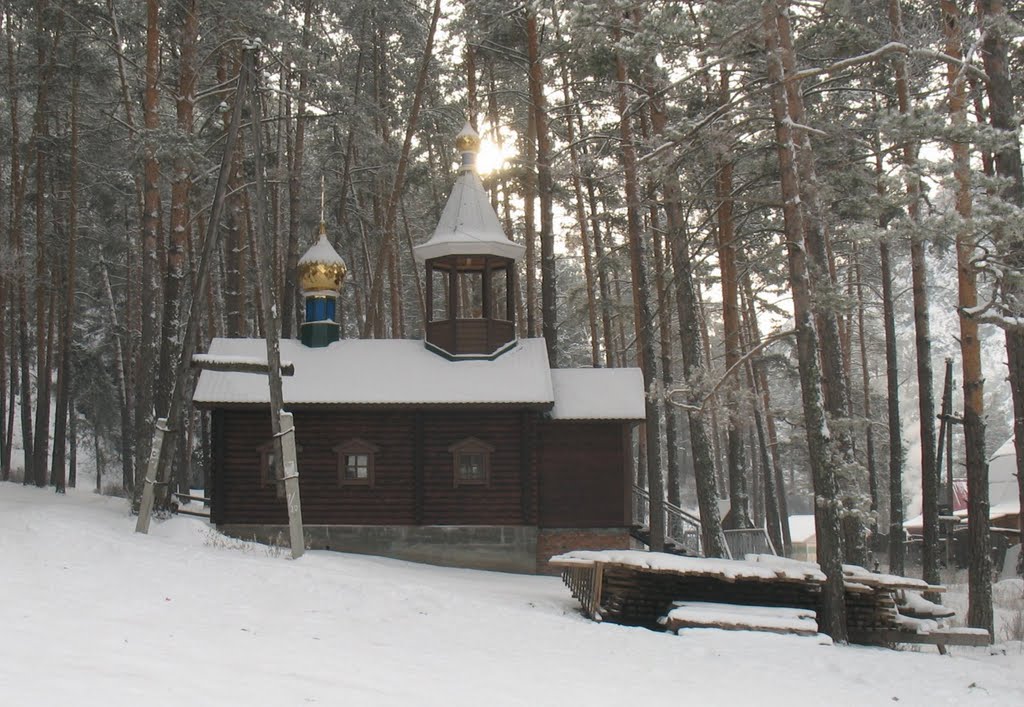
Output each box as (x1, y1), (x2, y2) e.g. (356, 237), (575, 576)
(421, 410), (536, 525)
(213, 408), (539, 526)
(217, 409), (415, 525)
(537, 421), (631, 528)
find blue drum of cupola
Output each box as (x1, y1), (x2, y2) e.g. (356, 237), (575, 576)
(297, 222), (347, 348)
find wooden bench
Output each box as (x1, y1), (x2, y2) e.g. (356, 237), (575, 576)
(661, 601), (819, 637)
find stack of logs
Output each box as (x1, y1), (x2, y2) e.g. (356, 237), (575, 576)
(552, 553), (976, 647)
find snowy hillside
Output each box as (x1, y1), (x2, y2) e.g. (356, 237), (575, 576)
(2, 484), (1022, 707)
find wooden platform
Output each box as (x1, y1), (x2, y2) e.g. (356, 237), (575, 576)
(662, 601), (818, 636)
(552, 550), (991, 650)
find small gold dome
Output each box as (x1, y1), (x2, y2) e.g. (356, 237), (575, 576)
(455, 123), (480, 153)
(298, 223), (347, 293)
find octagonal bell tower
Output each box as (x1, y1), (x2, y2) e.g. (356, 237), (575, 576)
(413, 124), (525, 359)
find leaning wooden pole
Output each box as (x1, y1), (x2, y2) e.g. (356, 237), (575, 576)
(136, 52), (249, 534)
(246, 45), (304, 558)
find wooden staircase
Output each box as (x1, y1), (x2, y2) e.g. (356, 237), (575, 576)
(631, 485), (779, 559)
(631, 485), (703, 556)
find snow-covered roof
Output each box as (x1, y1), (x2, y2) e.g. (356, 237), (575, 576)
(298, 232), (345, 267)
(788, 515), (817, 544)
(193, 338), (645, 419)
(413, 160), (525, 263)
(194, 337), (553, 407)
(549, 550), (826, 583)
(548, 368), (646, 420)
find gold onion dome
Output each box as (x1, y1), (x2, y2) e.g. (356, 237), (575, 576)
(298, 222), (347, 293)
(455, 122), (480, 154)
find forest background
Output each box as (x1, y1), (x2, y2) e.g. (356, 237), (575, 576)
(0, 0), (1022, 639)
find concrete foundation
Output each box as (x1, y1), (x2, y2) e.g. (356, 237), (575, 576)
(218, 523), (539, 574)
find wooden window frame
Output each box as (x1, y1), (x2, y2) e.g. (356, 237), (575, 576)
(448, 437), (494, 487)
(333, 438), (380, 487)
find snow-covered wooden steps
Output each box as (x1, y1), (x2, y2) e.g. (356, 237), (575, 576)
(661, 602), (818, 636)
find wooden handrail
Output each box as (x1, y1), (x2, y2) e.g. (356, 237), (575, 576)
(632, 485), (703, 527)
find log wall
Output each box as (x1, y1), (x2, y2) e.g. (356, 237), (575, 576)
(537, 421), (632, 528)
(211, 409), (633, 532)
(213, 407), (539, 526)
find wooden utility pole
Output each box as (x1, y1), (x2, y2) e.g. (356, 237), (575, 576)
(136, 44), (306, 558)
(246, 45), (304, 558)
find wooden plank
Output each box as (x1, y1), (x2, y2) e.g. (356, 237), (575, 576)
(849, 629), (990, 647)
(173, 507), (211, 519)
(173, 492), (210, 504)
(591, 562), (604, 620)
(664, 602), (818, 636)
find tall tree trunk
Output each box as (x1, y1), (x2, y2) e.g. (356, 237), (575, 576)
(31, 0), (53, 487)
(775, 0), (865, 565)
(5, 5), (31, 483)
(714, 69), (752, 528)
(977, 0), (1024, 575)
(100, 251), (133, 492)
(740, 283), (784, 553)
(0, 150), (5, 481)
(764, 0), (846, 641)
(134, 0), (163, 496)
(741, 268), (792, 555)
(526, 9), (558, 365)
(639, 55), (726, 555)
(887, 0), (940, 587)
(555, 47), (600, 367)
(880, 234), (904, 574)
(614, 27), (664, 552)
(522, 101), (538, 339)
(157, 0), (198, 417)
(51, 40), (79, 493)
(944, 0), (992, 635)
(67, 376), (76, 488)
(853, 243), (878, 518)
(360, 0), (443, 339)
(282, 0), (314, 339)
(585, 173), (615, 366)
(650, 203), (684, 511)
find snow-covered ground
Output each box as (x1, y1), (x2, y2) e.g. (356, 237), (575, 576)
(2, 484), (1022, 707)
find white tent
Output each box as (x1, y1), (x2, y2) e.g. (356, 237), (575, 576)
(987, 438), (1022, 519)
(904, 438), (1020, 531)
